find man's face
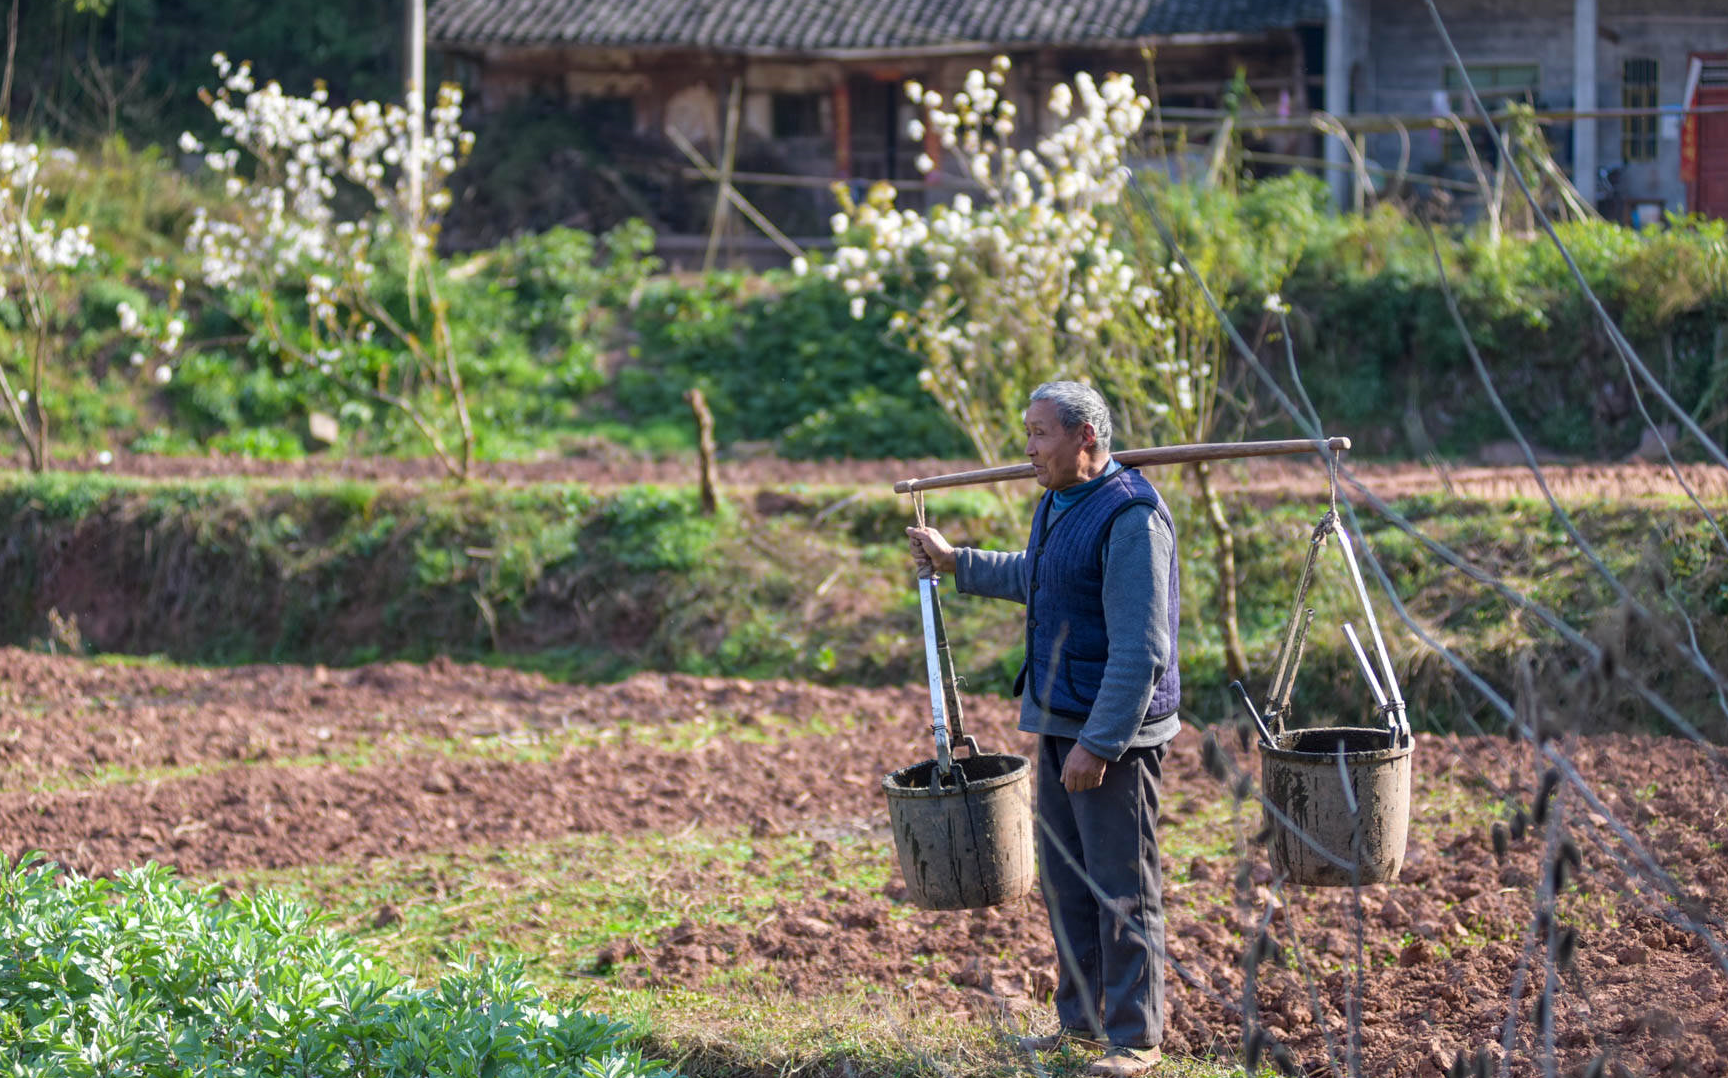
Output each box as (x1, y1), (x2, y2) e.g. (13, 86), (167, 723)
(1024, 399), (1093, 491)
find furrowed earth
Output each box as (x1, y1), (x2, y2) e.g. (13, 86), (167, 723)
(2, 647), (1723, 1077)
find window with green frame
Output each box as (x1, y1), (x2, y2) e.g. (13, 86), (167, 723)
(1442, 63), (1541, 161)
(1622, 58), (1658, 162)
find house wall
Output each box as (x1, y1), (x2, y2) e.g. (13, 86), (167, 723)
(1357, 0), (1728, 214)
(460, 37), (1311, 171)
(446, 34), (1315, 261)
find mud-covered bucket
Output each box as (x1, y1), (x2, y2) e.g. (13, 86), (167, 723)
(1261, 726), (1412, 887)
(882, 752), (1035, 910)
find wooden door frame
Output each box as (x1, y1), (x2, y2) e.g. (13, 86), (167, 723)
(1685, 51), (1728, 215)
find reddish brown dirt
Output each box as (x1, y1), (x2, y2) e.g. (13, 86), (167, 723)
(0, 648), (944, 792)
(34, 450), (1728, 503)
(1, 649), (1725, 1077)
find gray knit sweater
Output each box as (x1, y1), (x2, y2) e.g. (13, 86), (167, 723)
(954, 497), (1181, 760)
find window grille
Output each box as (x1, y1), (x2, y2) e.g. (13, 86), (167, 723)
(1622, 58), (1658, 163)
(1442, 64), (1540, 162)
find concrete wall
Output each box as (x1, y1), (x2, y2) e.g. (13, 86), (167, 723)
(1356, 0), (1728, 213)
(1601, 12), (1728, 213)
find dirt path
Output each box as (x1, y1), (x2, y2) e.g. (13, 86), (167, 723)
(1, 649), (1724, 1077)
(28, 451), (1728, 503)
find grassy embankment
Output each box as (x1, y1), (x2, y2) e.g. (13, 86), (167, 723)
(3, 468), (1722, 737)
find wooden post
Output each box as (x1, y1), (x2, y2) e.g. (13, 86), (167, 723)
(704, 75), (744, 273)
(922, 78), (942, 195)
(406, 0), (426, 310)
(666, 126), (804, 258)
(686, 388), (720, 514)
(1352, 130), (1368, 213)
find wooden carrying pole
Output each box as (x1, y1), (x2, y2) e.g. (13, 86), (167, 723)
(892, 437), (1351, 494)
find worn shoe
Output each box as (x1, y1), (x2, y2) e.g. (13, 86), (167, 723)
(1017, 1029), (1102, 1053)
(1083, 1046), (1162, 1077)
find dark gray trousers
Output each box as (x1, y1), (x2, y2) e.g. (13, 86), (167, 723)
(1036, 735), (1167, 1049)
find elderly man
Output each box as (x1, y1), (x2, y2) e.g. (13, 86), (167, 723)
(908, 380), (1179, 1078)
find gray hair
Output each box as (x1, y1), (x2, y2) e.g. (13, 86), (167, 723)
(1029, 381), (1114, 454)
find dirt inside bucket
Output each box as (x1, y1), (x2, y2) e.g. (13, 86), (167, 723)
(1275, 726), (1397, 755)
(885, 753), (1024, 792)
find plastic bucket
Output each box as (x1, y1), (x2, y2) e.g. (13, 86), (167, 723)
(882, 752), (1035, 910)
(1261, 726), (1412, 887)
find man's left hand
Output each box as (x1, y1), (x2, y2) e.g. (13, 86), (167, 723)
(1062, 744), (1108, 792)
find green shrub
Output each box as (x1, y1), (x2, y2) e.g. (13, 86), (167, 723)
(0, 855), (669, 1078)
(209, 425), (308, 461)
(590, 486), (722, 573)
(623, 270), (969, 459)
(1275, 208), (1728, 457)
(149, 221), (660, 461)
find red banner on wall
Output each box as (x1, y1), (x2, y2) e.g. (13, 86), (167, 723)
(1683, 112), (1698, 184)
(1681, 56), (1704, 185)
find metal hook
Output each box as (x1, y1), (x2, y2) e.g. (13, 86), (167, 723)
(1327, 445), (1340, 518)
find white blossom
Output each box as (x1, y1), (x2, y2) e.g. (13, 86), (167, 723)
(822, 58), (1165, 461)
(180, 59), (475, 404)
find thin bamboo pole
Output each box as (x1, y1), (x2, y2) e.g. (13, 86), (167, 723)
(892, 436), (1351, 494)
(667, 127), (804, 258)
(703, 76), (744, 273)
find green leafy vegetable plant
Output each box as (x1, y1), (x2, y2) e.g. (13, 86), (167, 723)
(0, 855), (672, 1078)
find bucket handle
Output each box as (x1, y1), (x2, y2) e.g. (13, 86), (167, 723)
(1230, 680), (1277, 748)
(925, 569), (971, 754)
(919, 567), (981, 778)
(917, 573), (956, 777)
(1331, 523), (1413, 748)
(1259, 464), (1413, 748)
(910, 492), (988, 777)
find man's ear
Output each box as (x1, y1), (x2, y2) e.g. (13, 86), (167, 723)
(1080, 423), (1097, 449)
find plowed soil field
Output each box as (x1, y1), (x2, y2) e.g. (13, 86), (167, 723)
(1, 648), (1724, 1077)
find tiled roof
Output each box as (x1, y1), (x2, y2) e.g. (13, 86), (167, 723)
(430, 0), (1327, 52)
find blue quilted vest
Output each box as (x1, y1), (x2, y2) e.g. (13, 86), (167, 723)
(1017, 467), (1181, 722)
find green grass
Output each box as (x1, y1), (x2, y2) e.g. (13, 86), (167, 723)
(235, 828), (894, 985)
(223, 813), (1280, 1078)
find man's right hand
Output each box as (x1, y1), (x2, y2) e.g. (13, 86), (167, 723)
(906, 526), (957, 577)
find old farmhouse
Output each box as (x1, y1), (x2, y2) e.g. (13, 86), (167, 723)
(428, 0), (1728, 256)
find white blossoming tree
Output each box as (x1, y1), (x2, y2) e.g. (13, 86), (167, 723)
(0, 140), (96, 471)
(821, 58), (1317, 679)
(181, 55), (478, 478)
(1102, 176), (1323, 679)
(815, 57), (1149, 464)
